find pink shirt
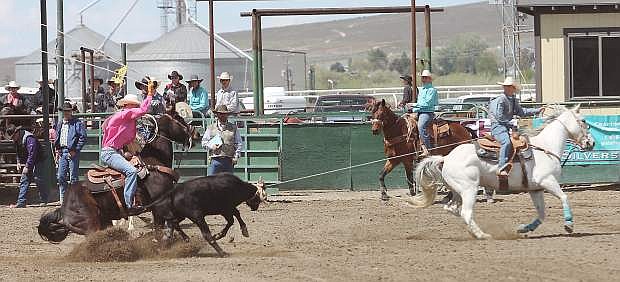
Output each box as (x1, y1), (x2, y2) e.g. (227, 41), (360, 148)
(102, 96), (152, 150)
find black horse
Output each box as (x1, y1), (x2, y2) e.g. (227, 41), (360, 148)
(37, 113), (198, 242)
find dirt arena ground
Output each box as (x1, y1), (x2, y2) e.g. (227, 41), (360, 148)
(1, 188), (620, 281)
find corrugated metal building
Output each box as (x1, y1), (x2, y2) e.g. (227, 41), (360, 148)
(127, 23), (251, 93)
(518, 1), (620, 114)
(14, 24), (122, 100)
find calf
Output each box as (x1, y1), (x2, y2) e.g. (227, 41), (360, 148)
(164, 173), (266, 257)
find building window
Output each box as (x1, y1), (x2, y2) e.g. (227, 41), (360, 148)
(569, 32), (620, 99)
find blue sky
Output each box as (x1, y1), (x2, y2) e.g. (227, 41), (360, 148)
(0, 0), (479, 58)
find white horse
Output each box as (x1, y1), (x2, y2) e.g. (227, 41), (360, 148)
(409, 105), (595, 239)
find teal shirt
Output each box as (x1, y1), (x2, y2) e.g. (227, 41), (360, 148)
(188, 86), (209, 112)
(413, 83), (438, 113)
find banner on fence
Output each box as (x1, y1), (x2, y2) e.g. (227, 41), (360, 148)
(534, 115), (620, 165)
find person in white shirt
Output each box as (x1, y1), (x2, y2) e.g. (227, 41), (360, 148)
(201, 105), (243, 175)
(214, 72), (240, 115)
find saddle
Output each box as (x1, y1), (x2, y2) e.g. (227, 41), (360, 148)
(86, 156), (144, 193)
(475, 134), (533, 190)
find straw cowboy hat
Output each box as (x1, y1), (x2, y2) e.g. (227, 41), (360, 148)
(217, 72), (233, 81)
(117, 94), (141, 107)
(399, 74), (413, 82)
(168, 70), (183, 80)
(175, 102), (193, 120)
(497, 76), (520, 90)
(4, 81), (20, 91)
(213, 105), (232, 114)
(185, 74), (203, 84)
(418, 70), (432, 77)
(134, 76), (159, 90)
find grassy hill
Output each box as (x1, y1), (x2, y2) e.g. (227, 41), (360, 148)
(221, 1), (533, 63)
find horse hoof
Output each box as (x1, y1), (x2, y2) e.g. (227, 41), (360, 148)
(219, 251), (230, 258)
(517, 224), (531, 234)
(564, 222), (574, 234)
(380, 193), (390, 201)
(242, 229), (249, 237)
(476, 233), (492, 240)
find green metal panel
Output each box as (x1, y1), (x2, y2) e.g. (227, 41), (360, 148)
(561, 165), (619, 184)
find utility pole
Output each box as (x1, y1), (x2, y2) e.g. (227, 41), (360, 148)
(411, 0), (417, 91)
(40, 0), (52, 196)
(56, 0), (65, 120)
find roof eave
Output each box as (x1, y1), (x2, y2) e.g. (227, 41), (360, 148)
(518, 4), (620, 15)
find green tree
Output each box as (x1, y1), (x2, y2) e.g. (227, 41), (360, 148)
(330, 62), (346, 73)
(367, 48), (388, 71)
(389, 52), (411, 74)
(434, 34), (492, 75)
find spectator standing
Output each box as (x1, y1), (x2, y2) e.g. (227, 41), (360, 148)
(54, 102), (87, 203)
(215, 72), (240, 115)
(7, 125), (48, 208)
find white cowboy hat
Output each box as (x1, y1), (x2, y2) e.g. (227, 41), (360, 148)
(117, 94), (141, 107)
(497, 77), (520, 89)
(217, 72), (233, 81)
(418, 70), (432, 77)
(4, 81), (20, 91)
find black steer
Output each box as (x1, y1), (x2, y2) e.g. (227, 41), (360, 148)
(165, 173), (266, 257)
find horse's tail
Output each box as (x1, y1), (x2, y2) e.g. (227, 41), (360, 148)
(407, 156), (445, 207)
(38, 208), (70, 243)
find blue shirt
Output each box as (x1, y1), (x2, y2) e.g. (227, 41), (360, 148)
(413, 83), (438, 113)
(188, 86), (209, 112)
(489, 93), (539, 128)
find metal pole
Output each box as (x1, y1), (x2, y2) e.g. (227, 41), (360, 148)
(257, 16), (264, 115)
(209, 0), (216, 110)
(424, 4), (431, 72)
(121, 43), (127, 97)
(251, 11), (260, 116)
(56, 0), (65, 120)
(40, 0), (52, 190)
(411, 0), (417, 91)
(81, 49), (87, 112)
(89, 52), (95, 112)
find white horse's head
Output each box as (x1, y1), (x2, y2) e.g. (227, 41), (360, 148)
(557, 104), (595, 150)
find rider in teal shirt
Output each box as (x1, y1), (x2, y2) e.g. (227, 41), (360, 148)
(412, 70), (438, 157)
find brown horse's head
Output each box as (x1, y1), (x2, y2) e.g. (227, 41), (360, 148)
(158, 113), (200, 148)
(370, 99), (394, 135)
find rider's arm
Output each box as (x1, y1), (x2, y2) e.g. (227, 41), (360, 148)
(24, 136), (38, 170)
(122, 95), (152, 120)
(201, 127), (212, 149)
(514, 101), (539, 117)
(53, 122), (61, 149)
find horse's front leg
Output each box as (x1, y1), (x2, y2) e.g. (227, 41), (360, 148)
(379, 160), (397, 201)
(540, 178), (574, 233)
(403, 159), (416, 196)
(518, 190), (545, 233)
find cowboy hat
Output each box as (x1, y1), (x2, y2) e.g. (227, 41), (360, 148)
(175, 102), (193, 120)
(4, 81), (20, 91)
(107, 78), (119, 85)
(497, 77), (520, 89)
(399, 74), (413, 82)
(88, 78), (104, 84)
(418, 70), (432, 77)
(117, 94), (141, 107)
(168, 70), (183, 80)
(185, 74), (203, 83)
(217, 72), (233, 81)
(59, 102), (74, 112)
(134, 76), (159, 90)
(213, 105), (232, 114)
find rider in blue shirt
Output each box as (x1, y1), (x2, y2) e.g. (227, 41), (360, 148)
(412, 70), (439, 157)
(489, 77), (542, 176)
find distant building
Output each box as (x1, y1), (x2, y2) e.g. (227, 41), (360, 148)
(127, 23), (251, 94)
(518, 1), (620, 114)
(15, 24), (121, 103)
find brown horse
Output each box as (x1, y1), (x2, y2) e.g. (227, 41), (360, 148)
(37, 113), (199, 242)
(369, 99), (474, 200)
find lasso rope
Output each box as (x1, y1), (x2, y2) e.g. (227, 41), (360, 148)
(266, 137), (483, 188)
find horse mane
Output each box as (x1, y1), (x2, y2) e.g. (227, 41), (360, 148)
(531, 104), (568, 134)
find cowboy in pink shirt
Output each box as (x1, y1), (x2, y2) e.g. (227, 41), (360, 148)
(100, 82), (153, 216)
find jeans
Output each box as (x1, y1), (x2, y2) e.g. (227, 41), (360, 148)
(100, 147), (138, 208)
(418, 112), (434, 149)
(491, 124), (512, 170)
(57, 149), (79, 203)
(208, 157), (234, 175)
(17, 160), (48, 206)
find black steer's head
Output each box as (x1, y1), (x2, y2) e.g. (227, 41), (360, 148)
(246, 177), (266, 211)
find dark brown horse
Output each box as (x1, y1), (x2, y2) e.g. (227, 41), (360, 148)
(37, 113), (198, 242)
(369, 99), (474, 200)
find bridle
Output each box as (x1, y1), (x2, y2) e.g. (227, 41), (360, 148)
(554, 110), (590, 149)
